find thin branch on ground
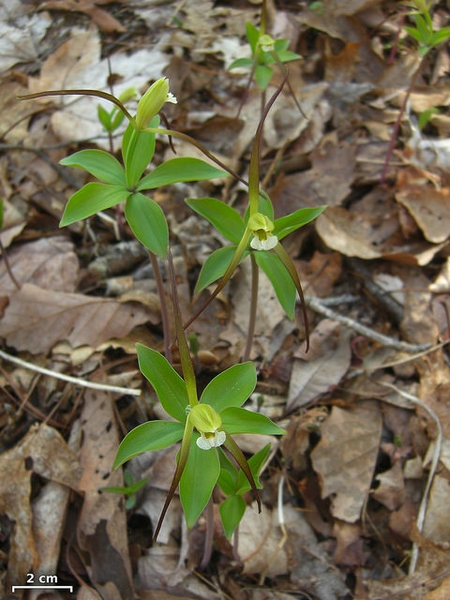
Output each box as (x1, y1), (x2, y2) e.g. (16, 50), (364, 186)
(305, 295), (431, 353)
(0, 349), (141, 396)
(377, 381), (443, 575)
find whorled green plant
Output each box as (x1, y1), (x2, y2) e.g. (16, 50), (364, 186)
(113, 250), (285, 540)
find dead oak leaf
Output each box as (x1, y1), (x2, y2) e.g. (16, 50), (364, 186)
(311, 400), (382, 522)
(0, 282), (150, 354)
(39, 0), (126, 33)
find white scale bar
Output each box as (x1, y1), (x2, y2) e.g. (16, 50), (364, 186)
(12, 586), (74, 591)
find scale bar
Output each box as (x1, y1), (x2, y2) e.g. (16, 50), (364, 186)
(12, 586), (74, 592)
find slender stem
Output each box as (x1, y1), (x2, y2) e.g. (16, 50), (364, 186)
(380, 63), (422, 184)
(0, 238), (21, 290)
(167, 248), (198, 405)
(242, 254), (259, 362)
(148, 251), (172, 364)
(199, 496), (215, 569)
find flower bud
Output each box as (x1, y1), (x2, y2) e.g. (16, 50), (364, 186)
(135, 78), (176, 130)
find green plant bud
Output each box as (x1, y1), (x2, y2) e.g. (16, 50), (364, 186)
(135, 78), (176, 130)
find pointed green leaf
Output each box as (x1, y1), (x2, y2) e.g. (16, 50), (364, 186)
(136, 344), (189, 422)
(246, 21), (260, 54)
(236, 443), (271, 494)
(125, 192), (168, 258)
(186, 197), (245, 244)
(220, 495), (246, 539)
(137, 158), (226, 191)
(254, 64), (273, 90)
(254, 250), (297, 319)
(60, 183), (128, 227)
(97, 105), (112, 131)
(217, 449), (238, 495)
(229, 57), (254, 70)
(113, 421), (184, 469)
(179, 437), (220, 528)
(60, 149), (126, 185)
(200, 362), (256, 412)
(195, 245), (240, 293)
(122, 119), (157, 187)
(274, 206), (326, 240)
(221, 407), (286, 436)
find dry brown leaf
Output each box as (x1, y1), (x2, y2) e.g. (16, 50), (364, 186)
(0, 282), (150, 354)
(239, 504), (288, 577)
(372, 461), (405, 511)
(39, 0), (126, 33)
(0, 423), (81, 591)
(77, 386), (134, 598)
(0, 237), (79, 295)
(396, 186), (450, 243)
(311, 400), (382, 522)
(287, 320), (351, 411)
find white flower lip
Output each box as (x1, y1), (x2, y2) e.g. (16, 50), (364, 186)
(250, 234), (278, 251)
(196, 430), (226, 450)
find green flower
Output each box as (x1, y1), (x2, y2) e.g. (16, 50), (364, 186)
(248, 212), (278, 250)
(189, 404), (226, 450)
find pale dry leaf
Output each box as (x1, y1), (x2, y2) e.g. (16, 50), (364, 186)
(396, 186), (450, 244)
(78, 387), (134, 598)
(422, 475), (450, 544)
(372, 461), (405, 511)
(0, 423), (81, 591)
(287, 320), (352, 411)
(28, 27), (168, 147)
(0, 282), (150, 354)
(239, 504), (288, 577)
(0, 236), (79, 295)
(284, 505), (349, 600)
(0, 0), (51, 72)
(311, 400), (382, 522)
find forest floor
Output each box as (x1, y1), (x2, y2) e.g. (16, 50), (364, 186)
(1, 0), (450, 599)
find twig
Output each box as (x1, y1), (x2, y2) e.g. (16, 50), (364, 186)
(305, 295), (431, 353)
(377, 381), (442, 575)
(0, 349), (141, 396)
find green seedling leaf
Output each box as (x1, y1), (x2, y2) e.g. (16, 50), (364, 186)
(254, 250), (297, 319)
(125, 192), (168, 258)
(60, 183), (128, 227)
(179, 436), (220, 528)
(229, 57), (254, 70)
(98, 105), (112, 130)
(186, 197), (245, 244)
(274, 205), (326, 240)
(200, 362), (256, 412)
(195, 245), (241, 293)
(276, 49), (302, 63)
(220, 495), (246, 539)
(137, 158), (226, 191)
(235, 443), (271, 494)
(246, 21), (260, 54)
(122, 119), (157, 187)
(217, 469), (238, 496)
(136, 344), (189, 423)
(113, 421), (184, 469)
(254, 64), (273, 90)
(221, 407), (286, 436)
(101, 476), (150, 497)
(110, 108), (126, 131)
(60, 149), (126, 186)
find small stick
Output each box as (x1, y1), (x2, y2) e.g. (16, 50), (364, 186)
(0, 349), (141, 396)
